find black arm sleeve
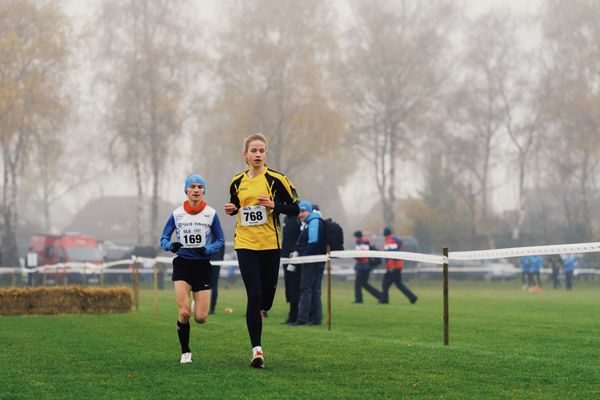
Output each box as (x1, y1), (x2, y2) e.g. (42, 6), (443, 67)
(272, 178), (299, 216)
(274, 200), (300, 216)
(229, 180), (241, 216)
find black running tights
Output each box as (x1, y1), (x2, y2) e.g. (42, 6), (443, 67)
(237, 249), (281, 347)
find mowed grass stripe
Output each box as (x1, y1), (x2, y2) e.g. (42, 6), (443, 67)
(1, 281), (599, 399)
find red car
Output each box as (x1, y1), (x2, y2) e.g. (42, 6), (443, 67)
(30, 233), (104, 265)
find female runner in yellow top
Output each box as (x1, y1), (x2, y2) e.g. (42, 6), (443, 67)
(224, 133), (299, 368)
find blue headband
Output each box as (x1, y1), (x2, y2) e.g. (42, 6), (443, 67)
(299, 200), (312, 213)
(184, 175), (206, 194)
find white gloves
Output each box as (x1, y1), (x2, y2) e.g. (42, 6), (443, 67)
(287, 251), (299, 272)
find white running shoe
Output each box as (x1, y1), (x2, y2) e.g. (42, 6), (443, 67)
(180, 352), (192, 364)
(191, 300), (195, 313)
(250, 347), (264, 368)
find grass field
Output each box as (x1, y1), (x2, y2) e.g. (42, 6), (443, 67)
(1, 279), (599, 399)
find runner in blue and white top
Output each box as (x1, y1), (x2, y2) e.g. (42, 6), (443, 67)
(160, 174), (224, 365)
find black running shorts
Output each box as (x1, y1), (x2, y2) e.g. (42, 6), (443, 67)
(171, 257), (212, 292)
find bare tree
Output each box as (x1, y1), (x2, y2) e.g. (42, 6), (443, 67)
(447, 10), (515, 246)
(344, 0), (457, 225)
(95, 0), (199, 245)
(201, 0), (347, 214)
(493, 16), (547, 242)
(541, 0), (600, 241)
(0, 0), (70, 264)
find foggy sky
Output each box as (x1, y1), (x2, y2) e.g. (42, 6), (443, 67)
(53, 0), (543, 231)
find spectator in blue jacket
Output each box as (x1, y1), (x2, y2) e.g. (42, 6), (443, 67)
(519, 256), (532, 290)
(530, 255), (543, 291)
(290, 200), (326, 326)
(560, 254), (578, 290)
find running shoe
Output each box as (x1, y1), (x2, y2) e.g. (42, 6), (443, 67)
(250, 350), (264, 368)
(180, 352), (192, 364)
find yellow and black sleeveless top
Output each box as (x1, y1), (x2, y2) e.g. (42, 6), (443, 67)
(228, 167), (299, 250)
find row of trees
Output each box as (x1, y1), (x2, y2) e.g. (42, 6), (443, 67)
(1, 1), (70, 264)
(1, 0), (600, 264)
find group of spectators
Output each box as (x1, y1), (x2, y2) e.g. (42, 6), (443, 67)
(519, 254), (579, 291)
(281, 211), (418, 326)
(281, 201), (326, 326)
(352, 228), (417, 305)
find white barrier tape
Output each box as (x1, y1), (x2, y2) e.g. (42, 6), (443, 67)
(210, 260), (240, 267)
(280, 255), (329, 265)
(449, 241), (600, 261)
(3, 240), (600, 274)
(130, 256), (154, 263)
(329, 250), (447, 265)
(104, 260), (134, 268)
(33, 263), (103, 273)
(411, 267), (600, 275)
(156, 255), (330, 267)
(96, 268), (132, 273)
(0, 267), (21, 273)
(153, 256), (239, 267)
(151, 257), (239, 267)
(155, 256), (175, 264)
(2, 266), (600, 276)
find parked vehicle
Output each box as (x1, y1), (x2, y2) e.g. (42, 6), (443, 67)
(29, 233), (104, 284)
(485, 258), (517, 280)
(99, 240), (133, 262)
(30, 233), (104, 265)
(448, 258), (517, 281)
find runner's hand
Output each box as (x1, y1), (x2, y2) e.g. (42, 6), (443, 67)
(170, 242), (183, 253)
(224, 203), (238, 215)
(258, 195), (274, 209)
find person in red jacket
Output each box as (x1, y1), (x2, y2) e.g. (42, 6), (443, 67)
(353, 230), (382, 303)
(380, 227), (417, 304)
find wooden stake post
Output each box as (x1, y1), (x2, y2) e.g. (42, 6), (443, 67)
(132, 261), (140, 311)
(443, 246), (449, 346)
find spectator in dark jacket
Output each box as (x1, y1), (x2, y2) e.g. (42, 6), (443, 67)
(291, 200), (326, 325)
(209, 245), (225, 314)
(546, 254), (563, 290)
(282, 214), (302, 324)
(353, 230), (382, 303)
(380, 227), (417, 304)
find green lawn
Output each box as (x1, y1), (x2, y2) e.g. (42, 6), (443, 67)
(1, 280), (599, 399)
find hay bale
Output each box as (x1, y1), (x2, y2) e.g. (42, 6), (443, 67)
(0, 287), (132, 315)
(0, 288), (29, 315)
(29, 287), (81, 315)
(81, 287), (132, 313)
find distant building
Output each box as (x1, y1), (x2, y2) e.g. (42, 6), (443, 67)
(66, 196), (177, 245)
